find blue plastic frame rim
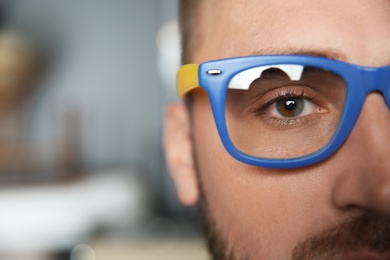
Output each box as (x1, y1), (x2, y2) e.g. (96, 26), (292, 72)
(196, 55), (390, 169)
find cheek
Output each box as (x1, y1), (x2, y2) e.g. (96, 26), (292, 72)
(192, 90), (342, 257)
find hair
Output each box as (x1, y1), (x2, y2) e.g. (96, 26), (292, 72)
(178, 0), (202, 64)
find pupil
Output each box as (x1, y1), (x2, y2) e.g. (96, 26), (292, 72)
(285, 99), (297, 110)
(276, 98), (304, 117)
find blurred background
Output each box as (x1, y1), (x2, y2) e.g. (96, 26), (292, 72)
(0, 0), (208, 259)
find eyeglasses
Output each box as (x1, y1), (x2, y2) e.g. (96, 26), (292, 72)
(177, 55), (390, 168)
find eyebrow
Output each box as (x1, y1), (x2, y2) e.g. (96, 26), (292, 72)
(248, 47), (348, 62)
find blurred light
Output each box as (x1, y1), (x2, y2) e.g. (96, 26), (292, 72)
(156, 20), (180, 97)
(156, 20), (180, 61)
(70, 244), (96, 260)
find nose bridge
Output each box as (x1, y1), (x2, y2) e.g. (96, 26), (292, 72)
(331, 86), (390, 216)
(360, 67), (390, 103)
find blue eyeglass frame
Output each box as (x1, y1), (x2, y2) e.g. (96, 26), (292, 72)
(176, 55), (390, 168)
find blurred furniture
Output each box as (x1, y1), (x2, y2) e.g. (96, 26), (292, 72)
(0, 171), (149, 258)
(90, 237), (209, 260)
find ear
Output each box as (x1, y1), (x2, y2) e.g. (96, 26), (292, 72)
(163, 102), (199, 206)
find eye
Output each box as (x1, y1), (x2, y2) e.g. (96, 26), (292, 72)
(270, 97), (316, 118)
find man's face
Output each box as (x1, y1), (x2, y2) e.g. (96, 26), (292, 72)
(165, 0), (390, 259)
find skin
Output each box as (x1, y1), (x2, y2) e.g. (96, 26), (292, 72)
(164, 0), (390, 259)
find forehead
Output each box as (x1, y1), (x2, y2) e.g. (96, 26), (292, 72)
(194, 0), (390, 66)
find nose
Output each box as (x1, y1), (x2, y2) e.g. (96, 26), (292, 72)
(331, 93), (390, 216)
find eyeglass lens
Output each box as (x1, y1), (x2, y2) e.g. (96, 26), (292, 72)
(225, 64), (347, 159)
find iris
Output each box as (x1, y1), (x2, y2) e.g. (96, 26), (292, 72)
(276, 98), (304, 117)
